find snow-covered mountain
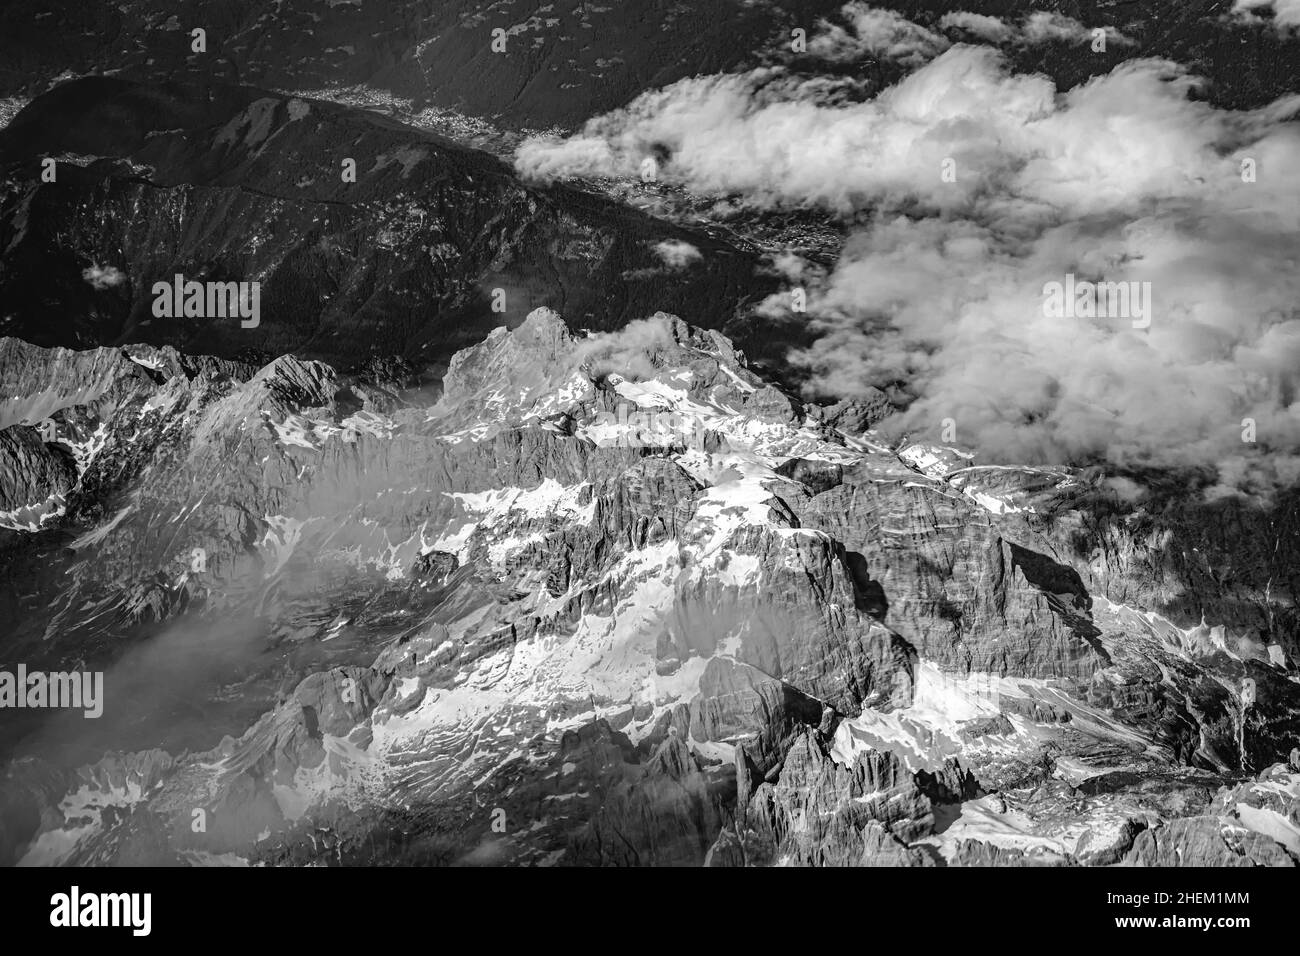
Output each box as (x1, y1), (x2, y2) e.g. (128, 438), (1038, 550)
(2, 308), (1296, 866)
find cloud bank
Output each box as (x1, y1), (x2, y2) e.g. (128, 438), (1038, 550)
(517, 44), (1300, 496)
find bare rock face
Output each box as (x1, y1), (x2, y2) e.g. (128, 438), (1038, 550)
(440, 309), (578, 412)
(411, 549), (458, 584)
(685, 659), (823, 773)
(0, 337), (158, 430)
(1123, 816), (1295, 867)
(0, 425), (75, 511)
(669, 525), (918, 715)
(735, 729), (974, 866)
(948, 840), (1069, 867)
(1206, 763), (1300, 859)
(806, 394), (893, 435)
(791, 480), (1107, 682)
(1073, 817), (1149, 866)
(567, 733), (728, 867)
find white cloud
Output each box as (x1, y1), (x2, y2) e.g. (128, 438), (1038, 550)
(1233, 0), (1300, 29)
(1020, 12), (1130, 46)
(938, 12), (1015, 44)
(518, 45), (1300, 495)
(81, 264), (126, 290)
(574, 314), (678, 381)
(517, 48), (1060, 211)
(808, 4), (950, 66)
(652, 239), (703, 269)
(803, 8), (1132, 68)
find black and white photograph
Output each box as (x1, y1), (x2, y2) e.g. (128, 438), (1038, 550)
(0, 0), (1296, 925)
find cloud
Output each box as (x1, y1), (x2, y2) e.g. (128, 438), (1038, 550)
(790, 207), (1300, 493)
(519, 45), (1300, 495)
(573, 313), (679, 381)
(1019, 12), (1131, 46)
(938, 12), (1015, 44)
(1233, 0), (1300, 29)
(517, 49), (1060, 211)
(652, 239), (703, 269)
(81, 263), (126, 290)
(515, 69), (856, 192)
(802, 7), (1132, 67)
(808, 4), (950, 66)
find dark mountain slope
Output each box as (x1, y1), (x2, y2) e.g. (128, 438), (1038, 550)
(0, 77), (786, 372)
(0, 0), (846, 128)
(0, 0), (1295, 132)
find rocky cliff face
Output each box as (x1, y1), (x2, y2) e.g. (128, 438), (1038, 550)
(1, 307), (1297, 866)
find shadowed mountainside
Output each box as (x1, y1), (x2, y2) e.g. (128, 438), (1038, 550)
(0, 76), (791, 375)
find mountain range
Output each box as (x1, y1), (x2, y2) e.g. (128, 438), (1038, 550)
(1, 0), (1298, 868)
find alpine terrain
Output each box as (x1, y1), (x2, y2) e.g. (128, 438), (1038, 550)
(0, 0), (1298, 870)
(1, 305), (1297, 866)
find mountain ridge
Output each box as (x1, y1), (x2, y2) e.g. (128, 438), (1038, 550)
(0, 76), (793, 377)
(1, 307), (1296, 866)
